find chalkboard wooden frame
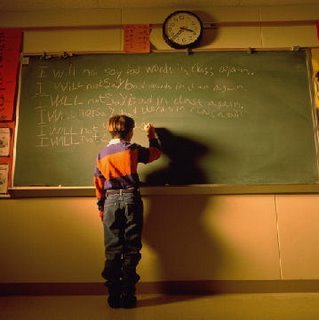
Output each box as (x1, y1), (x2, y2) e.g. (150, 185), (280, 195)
(10, 49), (319, 196)
(7, 183), (319, 198)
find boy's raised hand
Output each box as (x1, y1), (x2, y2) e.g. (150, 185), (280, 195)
(144, 123), (155, 139)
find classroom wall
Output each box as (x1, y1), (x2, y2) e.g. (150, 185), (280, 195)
(1, 4), (319, 291)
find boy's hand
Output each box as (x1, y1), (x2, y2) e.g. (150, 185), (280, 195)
(144, 123), (155, 139)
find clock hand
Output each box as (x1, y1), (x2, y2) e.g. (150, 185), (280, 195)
(180, 27), (196, 34)
(171, 28), (183, 40)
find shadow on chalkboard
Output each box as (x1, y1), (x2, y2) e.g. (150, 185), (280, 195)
(141, 129), (225, 304)
(145, 128), (210, 185)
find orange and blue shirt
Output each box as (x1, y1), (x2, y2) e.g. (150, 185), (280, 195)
(94, 138), (161, 211)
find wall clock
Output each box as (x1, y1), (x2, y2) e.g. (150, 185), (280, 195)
(162, 10), (203, 49)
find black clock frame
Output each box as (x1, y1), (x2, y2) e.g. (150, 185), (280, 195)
(162, 10), (203, 49)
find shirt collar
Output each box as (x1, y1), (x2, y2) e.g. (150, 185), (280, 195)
(108, 138), (130, 146)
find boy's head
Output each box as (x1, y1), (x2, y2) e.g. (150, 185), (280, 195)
(108, 115), (135, 140)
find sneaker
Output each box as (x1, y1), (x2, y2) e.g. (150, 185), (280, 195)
(121, 293), (137, 308)
(107, 295), (121, 309)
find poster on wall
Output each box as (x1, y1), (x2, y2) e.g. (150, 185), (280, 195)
(123, 24), (151, 53)
(0, 163), (8, 193)
(311, 48), (319, 108)
(0, 127), (10, 156)
(0, 28), (22, 121)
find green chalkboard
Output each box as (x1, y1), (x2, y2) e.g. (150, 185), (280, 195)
(13, 51), (319, 187)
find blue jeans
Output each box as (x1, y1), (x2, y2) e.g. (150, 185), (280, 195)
(101, 190), (143, 296)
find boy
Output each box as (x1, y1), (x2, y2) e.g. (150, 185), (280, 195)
(94, 115), (161, 308)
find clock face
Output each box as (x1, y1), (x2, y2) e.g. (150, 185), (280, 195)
(163, 11), (203, 49)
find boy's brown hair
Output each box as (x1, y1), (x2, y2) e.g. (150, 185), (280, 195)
(108, 115), (135, 139)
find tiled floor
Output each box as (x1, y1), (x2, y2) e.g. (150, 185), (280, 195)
(1, 293), (319, 320)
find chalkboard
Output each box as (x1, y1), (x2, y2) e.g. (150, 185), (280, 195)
(13, 51), (319, 188)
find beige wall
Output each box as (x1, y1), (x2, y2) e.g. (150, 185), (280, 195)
(1, 5), (319, 286)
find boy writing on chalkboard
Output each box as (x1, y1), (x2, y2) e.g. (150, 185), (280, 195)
(94, 115), (161, 308)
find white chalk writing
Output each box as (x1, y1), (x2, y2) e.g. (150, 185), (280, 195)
(27, 58), (255, 148)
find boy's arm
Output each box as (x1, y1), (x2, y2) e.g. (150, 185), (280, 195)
(139, 123), (161, 163)
(94, 168), (106, 220)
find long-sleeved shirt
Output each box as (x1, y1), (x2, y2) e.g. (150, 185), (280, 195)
(94, 137), (161, 211)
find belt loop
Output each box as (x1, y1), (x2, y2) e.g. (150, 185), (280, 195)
(120, 189), (123, 196)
